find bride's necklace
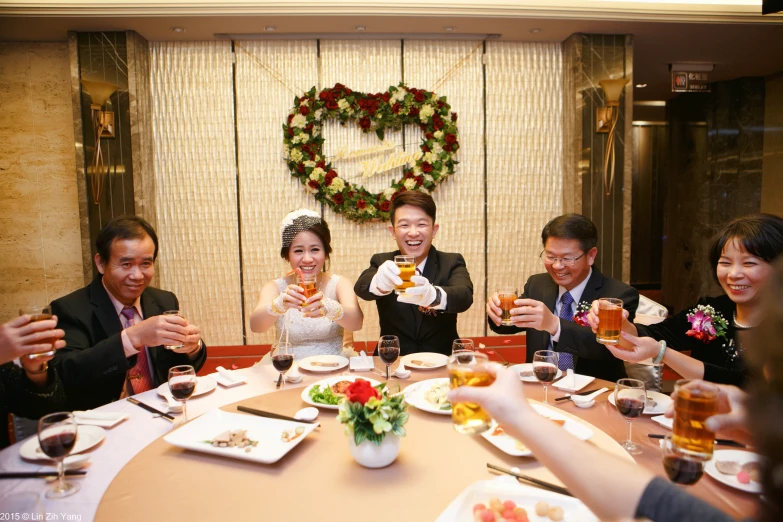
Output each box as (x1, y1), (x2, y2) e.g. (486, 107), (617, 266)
(732, 311), (753, 329)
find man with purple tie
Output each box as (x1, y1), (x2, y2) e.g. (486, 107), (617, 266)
(487, 214), (638, 382)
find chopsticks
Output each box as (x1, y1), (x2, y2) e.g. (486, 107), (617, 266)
(0, 470), (87, 479)
(487, 463), (573, 497)
(555, 387), (613, 402)
(127, 397), (176, 421)
(237, 405), (318, 425)
(647, 433), (746, 448)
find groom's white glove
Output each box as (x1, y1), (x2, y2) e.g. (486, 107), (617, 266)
(397, 275), (438, 307)
(369, 260), (403, 296)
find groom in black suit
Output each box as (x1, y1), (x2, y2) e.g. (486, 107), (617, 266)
(51, 216), (206, 411)
(355, 192), (473, 356)
(487, 214), (638, 382)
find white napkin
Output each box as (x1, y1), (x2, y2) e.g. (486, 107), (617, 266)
(73, 410), (129, 428)
(393, 359), (411, 379)
(165, 395), (184, 413)
(350, 351), (375, 371)
(553, 369), (595, 393)
(271, 362), (303, 383)
(651, 414), (673, 430)
(571, 387), (609, 404)
(212, 366), (247, 387)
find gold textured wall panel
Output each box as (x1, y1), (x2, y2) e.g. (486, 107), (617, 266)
(149, 41), (243, 345)
(486, 42), (563, 326)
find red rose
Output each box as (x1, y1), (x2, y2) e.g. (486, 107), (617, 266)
(345, 88), (352, 95)
(327, 169), (337, 178)
(359, 116), (371, 130)
(307, 179), (319, 190)
(308, 151), (316, 160)
(302, 144), (311, 153)
(345, 379), (380, 405)
(421, 162), (433, 173)
(451, 112), (458, 122)
(332, 193), (344, 205)
(379, 200), (391, 212)
(347, 191), (355, 198)
(414, 91), (425, 103)
(287, 114), (294, 124)
(323, 176), (332, 187)
(287, 128), (294, 137)
(316, 161), (326, 169)
(334, 83), (346, 91)
(404, 170), (414, 179)
(425, 132), (434, 140)
(319, 91), (330, 101)
(392, 103), (401, 114)
(445, 134), (457, 144)
(409, 88), (418, 94)
(437, 101), (444, 109)
(299, 105), (310, 116)
(409, 107), (419, 117)
(433, 115), (444, 130)
(422, 145), (430, 153)
(297, 163), (306, 174)
(357, 199), (367, 209)
(382, 92), (391, 103)
(415, 176), (424, 186)
(305, 123), (314, 132)
(326, 100), (339, 110)
(443, 143), (453, 152)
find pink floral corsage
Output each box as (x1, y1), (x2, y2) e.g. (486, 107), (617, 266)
(686, 304), (728, 344)
(573, 301), (592, 327)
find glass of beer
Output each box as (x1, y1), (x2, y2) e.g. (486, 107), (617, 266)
(19, 305), (57, 359)
(163, 310), (185, 350)
(301, 274), (318, 299)
(596, 297), (623, 344)
(497, 289), (517, 326)
(394, 255), (416, 295)
(673, 380), (719, 461)
(448, 352), (495, 435)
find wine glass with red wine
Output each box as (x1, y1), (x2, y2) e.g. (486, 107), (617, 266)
(37, 412), (79, 499)
(451, 338), (475, 363)
(378, 335), (401, 380)
(271, 341), (294, 389)
(533, 350), (559, 404)
(168, 365), (197, 423)
(614, 378), (646, 454)
(662, 433), (704, 485)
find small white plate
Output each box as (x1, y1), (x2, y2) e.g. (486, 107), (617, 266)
(298, 354), (349, 373)
(163, 409), (316, 464)
(403, 378), (451, 415)
(19, 425), (106, 461)
(651, 414), (673, 430)
(401, 352), (448, 370)
(301, 375), (381, 410)
(480, 404), (594, 457)
(157, 375), (217, 399)
(553, 373), (595, 393)
(508, 363), (563, 383)
(608, 390), (672, 415)
(705, 450), (763, 494)
(436, 478), (598, 521)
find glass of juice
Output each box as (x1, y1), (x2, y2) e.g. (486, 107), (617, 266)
(497, 290), (517, 326)
(300, 274), (318, 299)
(394, 255), (416, 295)
(673, 380), (719, 461)
(596, 297), (623, 344)
(448, 352), (495, 435)
(19, 305), (57, 358)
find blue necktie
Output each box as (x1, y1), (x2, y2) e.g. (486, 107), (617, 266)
(556, 291), (576, 371)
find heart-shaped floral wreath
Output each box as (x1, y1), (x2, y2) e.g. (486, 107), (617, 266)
(283, 83), (459, 223)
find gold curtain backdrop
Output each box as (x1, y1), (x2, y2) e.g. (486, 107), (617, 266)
(149, 40), (563, 346)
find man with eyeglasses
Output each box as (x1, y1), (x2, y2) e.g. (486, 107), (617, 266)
(487, 214), (638, 381)
(355, 191), (473, 356)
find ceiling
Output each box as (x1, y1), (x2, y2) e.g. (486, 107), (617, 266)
(1, 10), (782, 102)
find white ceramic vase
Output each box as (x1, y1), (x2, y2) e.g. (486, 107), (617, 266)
(348, 434), (401, 468)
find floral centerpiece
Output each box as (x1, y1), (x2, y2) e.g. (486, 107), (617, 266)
(685, 304), (729, 343)
(573, 301), (592, 327)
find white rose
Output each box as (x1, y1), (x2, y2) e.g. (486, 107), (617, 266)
(434, 130), (444, 140)
(304, 160), (316, 168)
(289, 148), (303, 162)
(424, 174), (434, 184)
(383, 187), (396, 200)
(309, 171), (319, 181)
(283, 145), (290, 156)
(299, 133), (309, 143)
(314, 109), (323, 120)
(423, 152), (436, 163)
(391, 89), (406, 103)
(419, 105), (435, 122)
(291, 114), (307, 128)
(413, 166), (423, 175)
(329, 177), (345, 192)
(312, 167), (326, 178)
(404, 178), (417, 190)
(338, 99), (350, 111)
(432, 143), (443, 154)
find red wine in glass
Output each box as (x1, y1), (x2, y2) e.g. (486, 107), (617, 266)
(272, 354), (294, 372)
(38, 412), (80, 499)
(39, 432), (76, 459)
(616, 397), (645, 418)
(664, 455), (704, 485)
(532, 351), (559, 404)
(379, 346), (400, 364)
(378, 335), (401, 380)
(534, 364), (558, 383)
(614, 378), (646, 455)
(168, 365), (196, 424)
(170, 381), (196, 400)
(455, 351), (474, 364)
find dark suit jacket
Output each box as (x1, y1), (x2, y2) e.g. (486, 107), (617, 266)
(488, 269), (638, 382)
(51, 276), (207, 411)
(355, 247), (473, 356)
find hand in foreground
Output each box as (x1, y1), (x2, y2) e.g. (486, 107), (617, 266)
(20, 349), (57, 375)
(125, 314), (191, 349)
(370, 260), (402, 295)
(300, 292), (326, 318)
(277, 284), (308, 311)
(0, 315), (65, 365)
(486, 293), (503, 326)
(602, 331), (660, 362)
(510, 298), (559, 335)
(664, 381), (751, 445)
(447, 364), (534, 426)
(397, 275), (437, 306)
(587, 299), (630, 333)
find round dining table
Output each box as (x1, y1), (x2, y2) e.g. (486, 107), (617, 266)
(0, 358), (757, 521)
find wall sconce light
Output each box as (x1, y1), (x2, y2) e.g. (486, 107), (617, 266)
(80, 79), (119, 204)
(596, 78), (629, 196)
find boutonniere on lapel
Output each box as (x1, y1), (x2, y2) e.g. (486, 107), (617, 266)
(418, 306), (437, 317)
(572, 301), (592, 326)
(685, 304), (729, 344)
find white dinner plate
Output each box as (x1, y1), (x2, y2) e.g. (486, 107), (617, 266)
(508, 363), (563, 384)
(480, 403), (594, 457)
(301, 375), (381, 410)
(157, 375), (217, 399)
(403, 378), (451, 415)
(401, 352), (448, 370)
(163, 409), (316, 464)
(298, 354), (349, 373)
(19, 425), (106, 461)
(704, 450), (763, 494)
(608, 390), (672, 415)
(436, 478), (598, 521)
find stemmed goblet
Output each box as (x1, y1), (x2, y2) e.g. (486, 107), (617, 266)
(532, 350), (559, 404)
(378, 335), (401, 380)
(37, 412), (80, 499)
(168, 365), (197, 423)
(271, 341), (294, 389)
(614, 378), (647, 454)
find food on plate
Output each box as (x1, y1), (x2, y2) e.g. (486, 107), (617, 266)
(281, 426), (306, 442)
(330, 380), (353, 396)
(535, 501), (549, 517)
(410, 359), (435, 367)
(534, 501), (564, 521)
(518, 369), (535, 378)
(741, 461), (761, 482)
(473, 498), (529, 522)
(424, 381), (451, 410)
(646, 396), (658, 409)
(308, 383), (341, 405)
(310, 361), (340, 367)
(715, 460), (741, 475)
(737, 471), (751, 484)
(207, 429), (257, 451)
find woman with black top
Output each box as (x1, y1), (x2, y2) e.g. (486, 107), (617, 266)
(589, 213), (783, 387)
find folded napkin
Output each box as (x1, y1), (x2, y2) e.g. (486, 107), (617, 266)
(651, 414), (673, 430)
(350, 351), (375, 371)
(73, 410), (129, 428)
(553, 369), (595, 393)
(211, 366), (248, 388)
(393, 359), (411, 379)
(164, 395), (184, 414)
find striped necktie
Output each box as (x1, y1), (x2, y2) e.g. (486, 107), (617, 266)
(556, 292), (576, 371)
(121, 307), (154, 394)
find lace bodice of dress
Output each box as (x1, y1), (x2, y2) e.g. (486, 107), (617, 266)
(274, 274), (344, 359)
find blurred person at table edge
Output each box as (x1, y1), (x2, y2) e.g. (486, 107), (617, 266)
(589, 213), (783, 388)
(249, 209), (363, 359)
(0, 315), (68, 449)
(487, 213), (639, 382)
(51, 216), (206, 411)
(450, 256), (783, 521)
(355, 191), (473, 356)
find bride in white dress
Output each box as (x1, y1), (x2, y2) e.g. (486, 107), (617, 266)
(249, 210), (363, 359)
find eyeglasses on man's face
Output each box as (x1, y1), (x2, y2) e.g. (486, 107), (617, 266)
(539, 251), (585, 267)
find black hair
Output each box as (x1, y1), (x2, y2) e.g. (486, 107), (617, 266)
(96, 216), (159, 262)
(390, 191), (437, 224)
(541, 214), (598, 253)
(280, 219), (333, 262)
(709, 214), (783, 282)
